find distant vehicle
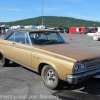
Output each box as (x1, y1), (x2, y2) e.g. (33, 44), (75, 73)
(87, 32), (95, 37)
(0, 25), (10, 35)
(54, 27), (68, 33)
(87, 32), (100, 41)
(93, 32), (100, 41)
(36, 25), (45, 29)
(11, 25), (24, 29)
(87, 32), (100, 37)
(79, 27), (90, 34)
(89, 27), (98, 33)
(79, 27), (85, 34)
(69, 27), (79, 34)
(69, 27), (89, 34)
(25, 25), (37, 29)
(0, 26), (5, 35)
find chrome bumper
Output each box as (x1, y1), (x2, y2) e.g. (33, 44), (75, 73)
(66, 68), (100, 84)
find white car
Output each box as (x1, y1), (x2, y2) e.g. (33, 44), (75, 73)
(87, 32), (94, 37)
(87, 32), (100, 41)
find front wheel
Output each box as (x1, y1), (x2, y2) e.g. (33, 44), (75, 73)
(93, 36), (98, 41)
(41, 65), (60, 90)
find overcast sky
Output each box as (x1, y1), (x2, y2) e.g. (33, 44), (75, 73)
(0, 0), (100, 22)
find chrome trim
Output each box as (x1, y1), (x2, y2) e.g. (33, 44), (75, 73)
(26, 32), (32, 46)
(25, 32), (26, 43)
(84, 59), (100, 69)
(67, 68), (100, 84)
(14, 32), (15, 41)
(74, 65), (100, 74)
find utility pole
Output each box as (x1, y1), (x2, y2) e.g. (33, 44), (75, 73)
(42, 0), (43, 27)
(68, 20), (69, 28)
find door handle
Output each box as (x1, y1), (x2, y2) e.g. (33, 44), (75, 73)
(13, 43), (16, 45)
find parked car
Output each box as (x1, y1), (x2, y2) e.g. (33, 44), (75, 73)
(87, 32), (94, 37)
(93, 32), (100, 41)
(0, 29), (100, 89)
(89, 27), (98, 33)
(54, 27), (68, 33)
(87, 32), (100, 41)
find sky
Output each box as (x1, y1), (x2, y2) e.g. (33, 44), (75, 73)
(0, 0), (100, 22)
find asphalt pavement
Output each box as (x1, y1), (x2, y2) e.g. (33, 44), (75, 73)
(0, 33), (100, 100)
(62, 33), (100, 50)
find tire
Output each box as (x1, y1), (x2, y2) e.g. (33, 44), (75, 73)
(41, 65), (60, 90)
(93, 36), (98, 41)
(0, 53), (10, 67)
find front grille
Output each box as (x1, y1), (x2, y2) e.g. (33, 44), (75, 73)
(84, 59), (100, 69)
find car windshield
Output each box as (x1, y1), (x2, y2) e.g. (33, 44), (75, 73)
(29, 31), (66, 45)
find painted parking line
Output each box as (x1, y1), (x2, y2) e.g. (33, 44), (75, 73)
(52, 90), (100, 100)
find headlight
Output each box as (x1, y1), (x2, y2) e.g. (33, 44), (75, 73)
(74, 65), (79, 71)
(74, 62), (85, 73)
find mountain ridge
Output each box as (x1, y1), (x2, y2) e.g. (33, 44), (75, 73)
(0, 16), (100, 27)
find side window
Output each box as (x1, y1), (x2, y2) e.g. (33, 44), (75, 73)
(15, 31), (25, 44)
(7, 31), (31, 45)
(7, 33), (15, 41)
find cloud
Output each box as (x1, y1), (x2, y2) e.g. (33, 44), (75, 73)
(68, 0), (85, 3)
(67, 12), (100, 21)
(0, 18), (24, 22)
(36, 7), (60, 12)
(0, 8), (26, 11)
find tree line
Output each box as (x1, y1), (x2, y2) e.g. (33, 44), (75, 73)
(0, 16), (100, 28)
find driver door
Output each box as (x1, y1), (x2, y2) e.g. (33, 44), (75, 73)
(7, 31), (33, 68)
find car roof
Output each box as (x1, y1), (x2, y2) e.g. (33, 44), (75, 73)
(17, 28), (55, 32)
(4, 29), (58, 40)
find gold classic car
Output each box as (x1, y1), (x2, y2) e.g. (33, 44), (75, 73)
(0, 29), (100, 89)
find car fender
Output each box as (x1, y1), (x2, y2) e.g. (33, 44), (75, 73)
(39, 61), (58, 72)
(38, 61), (60, 78)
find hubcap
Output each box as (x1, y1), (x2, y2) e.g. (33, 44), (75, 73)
(45, 68), (56, 85)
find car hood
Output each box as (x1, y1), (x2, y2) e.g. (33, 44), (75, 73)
(36, 44), (100, 61)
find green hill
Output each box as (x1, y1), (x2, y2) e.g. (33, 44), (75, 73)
(0, 16), (100, 27)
